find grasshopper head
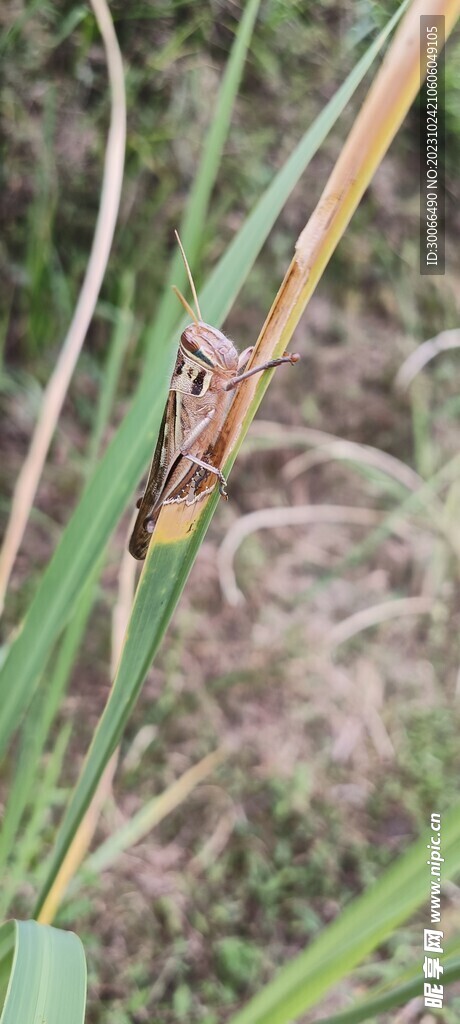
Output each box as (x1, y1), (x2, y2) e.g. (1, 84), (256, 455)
(181, 323), (238, 373)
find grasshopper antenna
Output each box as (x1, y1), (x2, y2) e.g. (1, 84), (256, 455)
(172, 285), (199, 326)
(174, 229), (202, 321)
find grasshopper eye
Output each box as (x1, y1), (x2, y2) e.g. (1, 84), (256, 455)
(181, 329), (215, 368)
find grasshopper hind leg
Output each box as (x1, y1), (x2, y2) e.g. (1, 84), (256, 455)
(181, 451), (229, 499)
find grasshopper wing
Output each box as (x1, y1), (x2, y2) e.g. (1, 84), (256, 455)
(129, 396), (176, 560)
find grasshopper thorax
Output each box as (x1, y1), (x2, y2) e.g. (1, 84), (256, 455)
(180, 322), (238, 373)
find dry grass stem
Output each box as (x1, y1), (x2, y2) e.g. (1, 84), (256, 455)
(37, 749), (119, 924)
(248, 421), (423, 493)
(330, 595), (433, 649)
(218, 504), (410, 605)
(190, 800), (240, 874)
(111, 523), (138, 676)
(0, 0), (126, 612)
(282, 437), (423, 492)
(395, 328), (460, 391)
(250, 421), (460, 559)
(84, 748), (228, 877)
(331, 660), (395, 762)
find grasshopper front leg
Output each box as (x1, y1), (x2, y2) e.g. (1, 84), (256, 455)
(224, 351), (300, 391)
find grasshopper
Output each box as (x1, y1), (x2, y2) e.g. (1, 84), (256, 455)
(129, 233), (299, 560)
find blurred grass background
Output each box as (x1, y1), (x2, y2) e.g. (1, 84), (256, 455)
(1, 1), (460, 1021)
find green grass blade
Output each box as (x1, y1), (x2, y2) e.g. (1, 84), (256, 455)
(0, 572), (96, 878)
(88, 273), (135, 465)
(0, 920), (86, 1024)
(25, 93), (59, 358)
(0, 337), (173, 759)
(35, 534), (212, 911)
(0, 279), (132, 883)
(147, 0), (262, 352)
(0, 6), (406, 762)
(222, 806), (460, 1024)
(0, 723), (72, 920)
(317, 947), (460, 1024)
(0, 925), (14, 1006)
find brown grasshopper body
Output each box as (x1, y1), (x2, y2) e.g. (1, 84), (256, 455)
(129, 236), (299, 560)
